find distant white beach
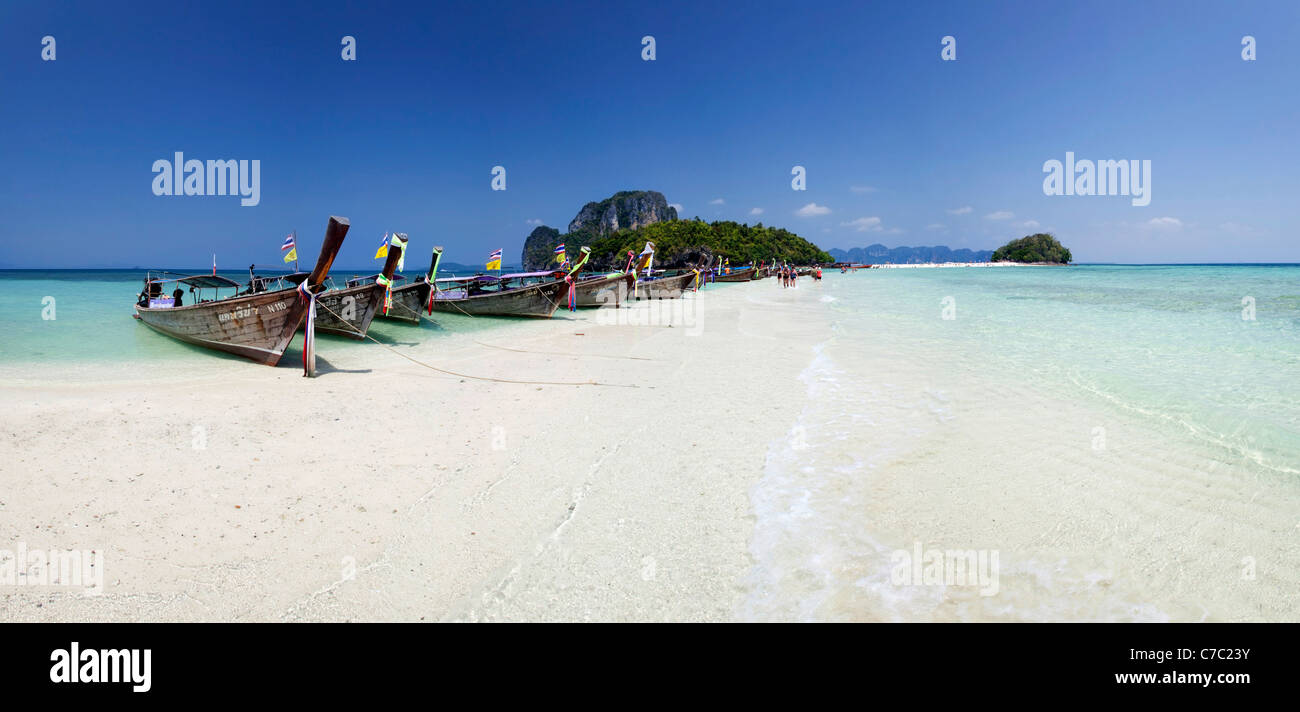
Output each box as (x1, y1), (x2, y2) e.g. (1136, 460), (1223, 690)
(869, 261), (1048, 268)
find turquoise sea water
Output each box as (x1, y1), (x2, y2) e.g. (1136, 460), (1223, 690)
(0, 269), (516, 373)
(839, 265), (1300, 474)
(745, 265), (1300, 621)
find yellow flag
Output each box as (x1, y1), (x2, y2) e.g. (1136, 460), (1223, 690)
(486, 258), (502, 271)
(283, 247), (297, 264)
(374, 232), (390, 260)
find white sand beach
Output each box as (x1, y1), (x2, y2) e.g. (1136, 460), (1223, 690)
(0, 282), (827, 622)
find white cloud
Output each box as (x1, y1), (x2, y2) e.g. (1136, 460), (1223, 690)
(850, 185), (878, 193)
(926, 223), (947, 230)
(796, 202), (831, 217)
(984, 210), (1014, 220)
(946, 206), (973, 215)
(750, 207), (764, 215)
(884, 227), (904, 235)
(668, 203), (683, 213)
(1020, 220), (1040, 229)
(709, 198), (725, 205)
(1147, 217), (1183, 229)
(525, 218), (543, 226)
(841, 216), (883, 232)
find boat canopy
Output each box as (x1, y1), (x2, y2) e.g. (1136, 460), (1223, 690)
(498, 270), (561, 279)
(434, 275), (496, 284)
(171, 275), (243, 289)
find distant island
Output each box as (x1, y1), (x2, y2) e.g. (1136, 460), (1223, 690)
(522, 190), (831, 271)
(991, 233), (1072, 264)
(828, 244), (994, 264)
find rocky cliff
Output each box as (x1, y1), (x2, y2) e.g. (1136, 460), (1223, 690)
(567, 190), (677, 236)
(522, 191), (678, 270)
(520, 225), (563, 271)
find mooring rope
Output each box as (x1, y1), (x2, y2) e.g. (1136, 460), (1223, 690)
(378, 284), (658, 361)
(313, 299), (639, 388)
(472, 340), (657, 361)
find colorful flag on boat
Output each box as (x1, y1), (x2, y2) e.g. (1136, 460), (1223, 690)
(375, 232), (407, 270)
(635, 241), (655, 274)
(553, 243), (566, 263)
(486, 248), (503, 271)
(281, 233), (297, 263)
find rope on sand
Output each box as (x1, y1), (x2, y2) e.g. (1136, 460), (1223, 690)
(314, 300), (639, 388)
(472, 340), (657, 362)
(386, 283), (659, 361)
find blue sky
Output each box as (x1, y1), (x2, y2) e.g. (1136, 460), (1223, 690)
(1, 0), (1296, 268)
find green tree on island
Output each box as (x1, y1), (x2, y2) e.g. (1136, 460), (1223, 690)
(527, 219), (832, 271)
(991, 233), (1073, 264)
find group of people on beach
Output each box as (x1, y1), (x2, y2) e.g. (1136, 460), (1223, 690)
(778, 266), (798, 288)
(775, 266), (823, 287)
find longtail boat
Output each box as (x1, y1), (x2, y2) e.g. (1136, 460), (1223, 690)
(632, 270), (699, 299)
(245, 237), (404, 339)
(133, 215), (349, 368)
(569, 271), (635, 307)
(312, 236), (405, 338)
(714, 266), (758, 282)
(355, 243), (442, 324)
(430, 272), (567, 318)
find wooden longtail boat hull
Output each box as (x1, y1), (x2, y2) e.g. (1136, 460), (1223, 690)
(633, 271), (698, 299)
(378, 281), (434, 323)
(431, 280), (567, 318)
(572, 272), (635, 307)
(132, 215), (350, 366)
(312, 282), (387, 339)
(713, 267), (757, 282)
(134, 288), (307, 365)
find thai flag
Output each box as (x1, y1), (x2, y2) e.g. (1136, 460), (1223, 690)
(553, 244), (566, 255)
(281, 234), (295, 251)
(489, 248), (503, 260)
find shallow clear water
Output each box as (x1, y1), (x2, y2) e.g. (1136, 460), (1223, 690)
(0, 269), (523, 379)
(746, 265), (1300, 621)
